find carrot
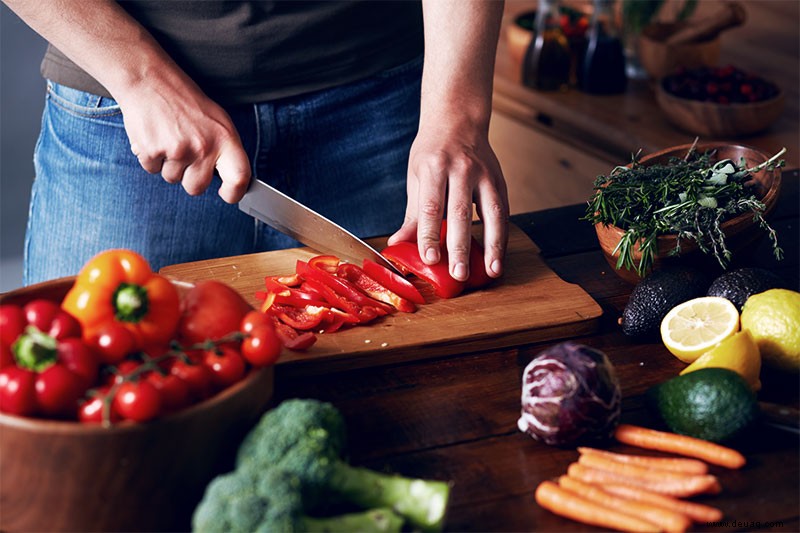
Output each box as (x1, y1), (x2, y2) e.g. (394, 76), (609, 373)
(558, 476), (691, 533)
(577, 446), (709, 475)
(567, 462), (720, 498)
(601, 484), (724, 524)
(614, 424), (746, 469)
(534, 480), (660, 533)
(578, 451), (713, 485)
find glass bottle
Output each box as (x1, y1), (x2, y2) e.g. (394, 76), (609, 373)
(579, 0), (627, 94)
(522, 0), (571, 92)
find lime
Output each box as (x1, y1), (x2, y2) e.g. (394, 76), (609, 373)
(660, 297), (740, 363)
(740, 289), (800, 372)
(680, 330), (761, 391)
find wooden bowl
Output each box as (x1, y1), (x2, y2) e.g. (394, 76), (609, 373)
(656, 79), (785, 138)
(0, 277), (274, 532)
(594, 143), (782, 284)
(638, 22), (720, 79)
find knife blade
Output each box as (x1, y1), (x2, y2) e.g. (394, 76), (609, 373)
(239, 179), (402, 274)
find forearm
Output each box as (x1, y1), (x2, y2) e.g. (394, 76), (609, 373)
(419, 0), (504, 130)
(2, 0), (192, 103)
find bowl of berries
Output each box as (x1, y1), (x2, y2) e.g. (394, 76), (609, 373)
(0, 251), (279, 532)
(656, 65), (785, 137)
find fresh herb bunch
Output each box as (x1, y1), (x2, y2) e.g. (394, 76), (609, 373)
(585, 146), (786, 276)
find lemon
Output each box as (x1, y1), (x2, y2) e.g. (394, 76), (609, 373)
(660, 296), (740, 363)
(680, 330), (761, 391)
(740, 289), (800, 372)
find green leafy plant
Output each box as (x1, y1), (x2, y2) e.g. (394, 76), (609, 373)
(584, 145), (786, 276)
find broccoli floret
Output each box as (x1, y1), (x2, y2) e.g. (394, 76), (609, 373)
(193, 467), (404, 533)
(236, 399), (452, 532)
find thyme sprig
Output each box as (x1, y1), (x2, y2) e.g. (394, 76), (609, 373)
(584, 146), (786, 276)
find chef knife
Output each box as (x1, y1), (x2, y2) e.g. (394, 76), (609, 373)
(239, 178), (402, 274)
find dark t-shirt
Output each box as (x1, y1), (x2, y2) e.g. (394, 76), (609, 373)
(40, 0), (424, 104)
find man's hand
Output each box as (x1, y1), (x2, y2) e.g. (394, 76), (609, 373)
(388, 0), (509, 283)
(120, 79), (251, 203)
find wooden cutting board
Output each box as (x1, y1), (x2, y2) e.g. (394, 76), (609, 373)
(160, 224), (602, 376)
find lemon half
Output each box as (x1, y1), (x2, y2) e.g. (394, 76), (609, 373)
(660, 296), (740, 363)
(680, 330), (761, 391)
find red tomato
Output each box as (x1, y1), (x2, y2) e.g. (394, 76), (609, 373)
(0, 366), (37, 416)
(178, 280), (253, 344)
(0, 304), (26, 346)
(34, 364), (84, 417)
(144, 371), (191, 413)
(108, 360), (142, 386)
(241, 325), (282, 367)
(78, 386), (121, 424)
(240, 310), (272, 334)
(361, 259), (426, 305)
(112, 380), (162, 422)
(170, 359), (214, 401)
(381, 241), (465, 299)
(86, 321), (138, 365)
(202, 346), (246, 390)
(24, 299), (82, 340)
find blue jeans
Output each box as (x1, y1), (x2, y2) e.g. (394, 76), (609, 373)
(25, 57), (422, 285)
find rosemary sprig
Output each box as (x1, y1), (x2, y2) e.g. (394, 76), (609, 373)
(584, 147), (786, 276)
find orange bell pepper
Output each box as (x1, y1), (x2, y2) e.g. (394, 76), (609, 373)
(62, 249), (180, 350)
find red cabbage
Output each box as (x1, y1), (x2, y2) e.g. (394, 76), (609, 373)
(517, 341), (621, 446)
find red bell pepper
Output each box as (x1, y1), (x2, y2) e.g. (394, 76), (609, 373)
(0, 300), (99, 418)
(361, 259), (426, 305)
(381, 241), (466, 299)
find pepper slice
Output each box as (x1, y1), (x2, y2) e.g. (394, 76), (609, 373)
(362, 259), (426, 305)
(336, 263), (417, 313)
(62, 249), (180, 349)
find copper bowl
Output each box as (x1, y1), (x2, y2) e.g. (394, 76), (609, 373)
(0, 277), (274, 532)
(594, 143), (782, 284)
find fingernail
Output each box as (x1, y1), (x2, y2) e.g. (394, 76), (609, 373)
(490, 259), (502, 276)
(425, 247), (439, 263)
(454, 262), (467, 281)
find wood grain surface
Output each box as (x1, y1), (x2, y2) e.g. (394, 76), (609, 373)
(160, 224), (603, 376)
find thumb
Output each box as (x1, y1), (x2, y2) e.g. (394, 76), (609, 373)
(216, 139), (251, 203)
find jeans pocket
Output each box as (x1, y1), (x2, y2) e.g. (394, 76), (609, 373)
(46, 81), (122, 118)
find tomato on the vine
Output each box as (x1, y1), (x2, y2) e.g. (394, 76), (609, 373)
(144, 371), (191, 413)
(170, 359), (214, 401)
(86, 322), (138, 365)
(203, 346), (246, 390)
(78, 386), (121, 424)
(112, 380), (162, 422)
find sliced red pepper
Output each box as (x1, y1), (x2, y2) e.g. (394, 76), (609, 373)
(308, 255), (341, 273)
(362, 259), (426, 305)
(269, 315), (317, 351)
(271, 303), (329, 331)
(381, 241), (465, 299)
(297, 260), (395, 315)
(261, 277), (329, 308)
(336, 263), (416, 313)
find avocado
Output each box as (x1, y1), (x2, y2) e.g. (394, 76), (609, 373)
(707, 267), (787, 311)
(619, 267), (710, 338)
(646, 368), (758, 443)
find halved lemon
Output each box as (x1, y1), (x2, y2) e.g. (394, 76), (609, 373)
(680, 330), (761, 391)
(660, 296), (740, 363)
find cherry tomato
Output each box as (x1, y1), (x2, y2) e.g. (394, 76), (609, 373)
(170, 359), (214, 401)
(86, 322), (138, 365)
(178, 281), (253, 344)
(112, 380), (162, 422)
(78, 387), (121, 424)
(241, 322), (282, 367)
(0, 366), (37, 416)
(240, 310), (272, 334)
(107, 360), (142, 386)
(0, 304), (26, 346)
(34, 364), (84, 417)
(144, 371), (191, 413)
(203, 346), (247, 389)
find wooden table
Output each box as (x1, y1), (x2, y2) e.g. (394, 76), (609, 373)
(270, 170), (799, 532)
